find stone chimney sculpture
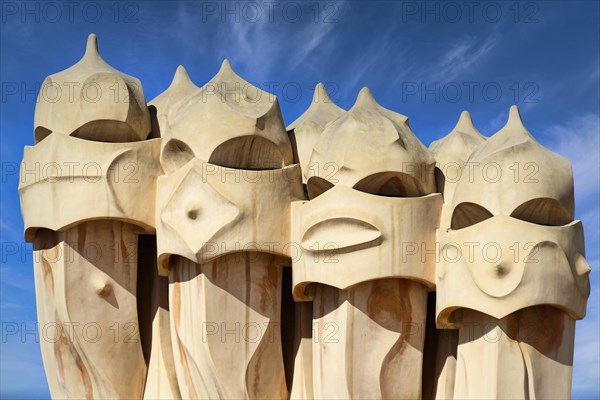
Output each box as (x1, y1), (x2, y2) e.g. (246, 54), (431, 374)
(154, 59), (303, 399)
(19, 34), (159, 398)
(291, 87), (442, 399)
(18, 34), (590, 399)
(435, 106), (590, 399)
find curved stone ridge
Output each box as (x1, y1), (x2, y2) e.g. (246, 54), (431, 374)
(34, 34), (151, 143)
(287, 83), (344, 182)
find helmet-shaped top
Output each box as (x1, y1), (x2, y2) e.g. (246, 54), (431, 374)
(306, 87), (436, 198)
(160, 60), (293, 171)
(34, 34), (151, 143)
(451, 106), (574, 229)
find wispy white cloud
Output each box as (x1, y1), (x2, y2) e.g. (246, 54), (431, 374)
(433, 34), (499, 81)
(0, 266), (35, 293)
(0, 218), (21, 242)
(544, 113), (600, 399)
(545, 113), (600, 206)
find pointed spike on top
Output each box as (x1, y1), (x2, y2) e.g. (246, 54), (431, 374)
(354, 87), (377, 108)
(506, 105), (526, 129)
(220, 58), (233, 73)
(84, 33), (100, 58)
(215, 58), (241, 82)
(81, 33), (106, 65)
(86, 33), (98, 52)
(171, 65), (193, 87)
(455, 110), (477, 133)
(313, 82), (331, 103)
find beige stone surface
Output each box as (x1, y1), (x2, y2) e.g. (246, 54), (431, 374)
(158, 60), (293, 173)
(311, 280), (428, 399)
(306, 87), (436, 198)
(150, 66), (199, 119)
(156, 160), (303, 276)
(34, 34), (151, 143)
(291, 88), (440, 399)
(435, 106), (590, 400)
(154, 60), (302, 399)
(287, 83), (344, 183)
(451, 307), (576, 399)
(19, 133), (161, 241)
(450, 106), (574, 224)
(426, 111), (485, 399)
(291, 185), (441, 300)
(32, 222), (146, 399)
(22, 33), (157, 399)
(430, 111), (486, 229)
(168, 254), (288, 399)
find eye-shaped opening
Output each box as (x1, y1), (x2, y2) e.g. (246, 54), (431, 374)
(451, 202), (493, 230)
(161, 139), (195, 174)
(434, 167), (446, 199)
(34, 126), (52, 144)
(301, 217), (382, 252)
(71, 120), (144, 142)
(147, 105), (161, 139)
(209, 135), (284, 170)
(353, 171), (424, 197)
(510, 198), (572, 226)
(306, 176), (334, 199)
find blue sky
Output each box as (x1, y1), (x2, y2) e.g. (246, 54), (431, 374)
(0, 1), (598, 398)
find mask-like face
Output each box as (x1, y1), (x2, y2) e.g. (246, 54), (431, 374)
(292, 88), (441, 299)
(21, 34), (160, 400)
(157, 160), (303, 274)
(437, 216), (590, 326)
(152, 61), (301, 399)
(19, 133), (161, 241)
(290, 88), (441, 400)
(436, 107), (591, 327)
(153, 61), (303, 275)
(292, 185), (440, 299)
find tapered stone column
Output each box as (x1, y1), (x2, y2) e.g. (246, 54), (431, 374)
(424, 111), (485, 399)
(436, 106), (590, 399)
(19, 34), (160, 398)
(154, 61), (303, 398)
(292, 88), (440, 399)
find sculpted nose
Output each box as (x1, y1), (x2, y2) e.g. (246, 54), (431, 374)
(495, 263), (510, 278)
(160, 167), (240, 257)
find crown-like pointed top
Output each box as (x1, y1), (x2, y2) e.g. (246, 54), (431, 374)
(217, 58), (235, 76)
(429, 110), (484, 159)
(82, 33), (104, 63)
(34, 32), (150, 142)
(86, 33), (98, 52)
(286, 82), (344, 130)
(505, 105), (526, 130)
(149, 65), (199, 114)
(455, 110), (477, 133)
(353, 87), (378, 108)
(170, 65), (194, 88)
(313, 82), (331, 103)
(212, 58), (248, 86)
